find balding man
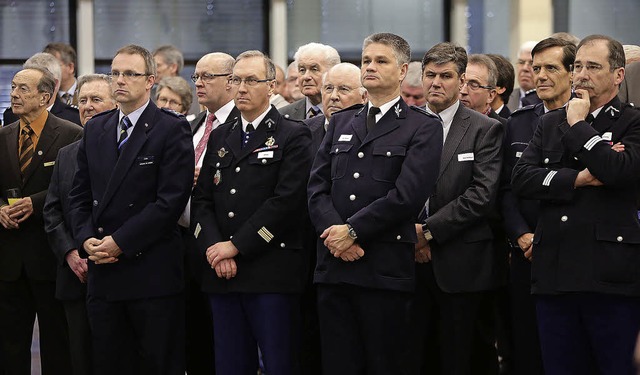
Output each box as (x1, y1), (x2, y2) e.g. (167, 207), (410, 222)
(284, 61), (303, 103)
(0, 65), (82, 374)
(43, 42), (78, 106)
(401, 61), (427, 107)
(305, 62), (368, 154)
(4, 52), (81, 126)
(507, 41), (542, 111)
(279, 43), (340, 120)
(43, 74), (117, 375)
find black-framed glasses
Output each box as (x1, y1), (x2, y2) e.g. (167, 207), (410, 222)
(463, 80), (494, 90)
(108, 71), (150, 79)
(191, 72), (231, 83)
(229, 76), (273, 86)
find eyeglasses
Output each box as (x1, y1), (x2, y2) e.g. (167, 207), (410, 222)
(190, 72), (231, 83)
(229, 76), (273, 86)
(108, 71), (150, 79)
(517, 59), (533, 67)
(323, 85), (355, 95)
(462, 80), (494, 91)
(156, 97), (183, 108)
(570, 63), (605, 74)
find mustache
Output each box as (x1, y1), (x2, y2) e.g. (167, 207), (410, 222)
(573, 80), (595, 89)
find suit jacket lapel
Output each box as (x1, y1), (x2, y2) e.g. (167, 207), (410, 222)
(438, 105), (471, 180)
(22, 115), (60, 184)
(593, 97), (622, 134)
(97, 105), (155, 217)
(351, 106), (367, 143)
(190, 111), (206, 134)
(4, 124), (21, 184)
(362, 101), (406, 146)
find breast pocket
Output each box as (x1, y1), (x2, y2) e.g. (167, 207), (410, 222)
(330, 143), (352, 180)
(247, 149), (283, 186)
(371, 145), (406, 183)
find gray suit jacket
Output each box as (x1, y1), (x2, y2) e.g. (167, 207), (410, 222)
(423, 104), (505, 292)
(620, 61), (640, 106)
(507, 89), (521, 112)
(278, 98), (307, 120)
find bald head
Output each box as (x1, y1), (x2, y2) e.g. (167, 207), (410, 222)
(322, 63), (367, 119)
(194, 52), (235, 112)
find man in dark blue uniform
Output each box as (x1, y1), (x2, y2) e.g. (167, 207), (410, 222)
(308, 33), (443, 375)
(191, 50), (312, 375)
(512, 34), (640, 375)
(501, 37), (576, 375)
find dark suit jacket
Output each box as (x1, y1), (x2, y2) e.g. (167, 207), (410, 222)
(0, 113), (82, 281)
(190, 105), (242, 134)
(507, 88), (541, 112)
(278, 98), (307, 120)
(423, 104), (504, 293)
(620, 61), (640, 106)
(497, 105), (511, 119)
(512, 96), (640, 296)
(4, 97), (81, 127)
(191, 106), (312, 294)
(69, 102), (194, 301)
(308, 100), (443, 292)
(304, 114), (326, 157)
(489, 109), (507, 125)
(43, 141), (86, 300)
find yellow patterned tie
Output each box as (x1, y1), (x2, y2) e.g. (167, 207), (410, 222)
(19, 125), (34, 177)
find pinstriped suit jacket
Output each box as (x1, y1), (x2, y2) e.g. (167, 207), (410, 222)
(422, 104), (505, 293)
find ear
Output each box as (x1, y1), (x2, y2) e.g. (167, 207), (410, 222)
(487, 89), (497, 104)
(613, 67), (625, 86)
(267, 80), (275, 96)
(495, 86), (506, 95)
(169, 63), (179, 75)
(41, 92), (51, 105)
(459, 72), (466, 88)
(361, 90), (369, 103)
(146, 75), (156, 90)
(399, 63), (408, 82)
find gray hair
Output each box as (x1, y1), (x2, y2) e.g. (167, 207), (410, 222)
(467, 54), (498, 87)
(293, 43), (341, 68)
(623, 44), (640, 64)
(153, 45), (185, 73)
(235, 50), (276, 80)
(403, 61), (423, 87)
(322, 62), (367, 95)
(363, 33), (411, 66)
(21, 66), (56, 99)
(24, 52), (62, 89)
(155, 76), (193, 113)
(77, 73), (116, 103)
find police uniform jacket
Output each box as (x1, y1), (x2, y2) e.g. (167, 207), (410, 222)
(191, 106), (312, 294)
(512, 96), (640, 296)
(69, 103), (194, 301)
(308, 99), (443, 292)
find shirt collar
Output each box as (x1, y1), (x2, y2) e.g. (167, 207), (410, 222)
(119, 100), (150, 127)
(20, 109), (48, 138)
(435, 100), (459, 129)
(59, 80), (77, 97)
(211, 100), (236, 125)
(306, 97), (323, 114)
(241, 105), (272, 132)
(368, 96), (401, 120)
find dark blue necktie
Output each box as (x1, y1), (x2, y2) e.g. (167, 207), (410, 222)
(117, 116), (133, 154)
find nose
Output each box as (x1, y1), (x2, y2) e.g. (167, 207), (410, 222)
(460, 82), (469, 95)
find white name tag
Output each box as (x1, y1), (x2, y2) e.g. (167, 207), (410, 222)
(43, 161), (55, 167)
(258, 151), (274, 159)
(516, 151), (523, 158)
(458, 152), (474, 162)
(602, 132), (612, 141)
(339, 134), (353, 142)
(194, 223), (201, 239)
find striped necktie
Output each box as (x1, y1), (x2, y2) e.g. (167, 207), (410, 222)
(308, 106), (320, 119)
(117, 116), (133, 154)
(19, 125), (34, 177)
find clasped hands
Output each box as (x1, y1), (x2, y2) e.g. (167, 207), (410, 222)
(0, 197), (33, 229)
(321, 224), (364, 262)
(83, 235), (122, 264)
(414, 224), (431, 263)
(206, 241), (239, 280)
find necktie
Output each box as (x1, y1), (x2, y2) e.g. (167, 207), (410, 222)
(117, 116), (133, 154)
(195, 113), (215, 163)
(308, 106), (320, 119)
(367, 106), (381, 132)
(243, 123), (255, 148)
(246, 123), (256, 132)
(19, 125), (34, 177)
(586, 114), (595, 124)
(61, 93), (72, 105)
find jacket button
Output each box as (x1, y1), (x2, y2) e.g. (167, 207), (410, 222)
(93, 200), (98, 206)
(230, 189), (236, 194)
(386, 151), (391, 157)
(335, 148), (339, 153)
(97, 227), (104, 233)
(353, 172), (360, 179)
(349, 194), (356, 201)
(561, 215), (568, 222)
(228, 212), (235, 218)
(617, 236), (623, 242)
(216, 162), (220, 167)
(358, 152), (364, 159)
(396, 235), (402, 240)
(544, 158), (550, 164)
(262, 159), (267, 164)
(280, 243), (286, 248)
(235, 167), (241, 173)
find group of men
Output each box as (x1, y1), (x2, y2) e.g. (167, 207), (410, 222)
(0, 30), (639, 375)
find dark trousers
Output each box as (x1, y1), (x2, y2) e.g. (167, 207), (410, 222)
(86, 293), (185, 375)
(208, 293), (299, 375)
(412, 264), (498, 375)
(536, 293), (640, 375)
(63, 298), (92, 375)
(508, 252), (543, 375)
(0, 274), (71, 375)
(317, 283), (414, 375)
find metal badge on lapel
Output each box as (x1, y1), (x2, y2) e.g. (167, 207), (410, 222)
(605, 105), (620, 117)
(394, 103), (402, 118)
(213, 169), (222, 185)
(218, 147), (228, 158)
(265, 136), (275, 147)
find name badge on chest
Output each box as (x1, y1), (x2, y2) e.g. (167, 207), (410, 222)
(257, 151), (274, 159)
(458, 152), (474, 162)
(339, 134), (353, 142)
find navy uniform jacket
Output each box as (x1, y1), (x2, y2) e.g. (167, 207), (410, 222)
(512, 96), (640, 296)
(308, 99), (443, 292)
(43, 141), (87, 300)
(69, 102), (194, 301)
(191, 106), (312, 294)
(0, 113), (82, 281)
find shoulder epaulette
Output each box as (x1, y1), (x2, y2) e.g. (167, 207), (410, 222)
(66, 104), (79, 110)
(410, 105), (440, 120)
(91, 107), (117, 119)
(333, 103), (365, 115)
(160, 107), (184, 118)
(511, 104), (537, 116)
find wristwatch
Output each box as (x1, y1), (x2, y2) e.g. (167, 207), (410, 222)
(346, 223), (358, 240)
(421, 224), (433, 241)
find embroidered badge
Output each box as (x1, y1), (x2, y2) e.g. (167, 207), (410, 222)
(218, 148), (228, 158)
(394, 103), (402, 117)
(213, 169), (222, 185)
(265, 136), (275, 147)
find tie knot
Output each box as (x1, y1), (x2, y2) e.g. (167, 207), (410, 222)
(308, 106), (320, 118)
(121, 116), (132, 129)
(586, 114), (595, 124)
(21, 125), (33, 136)
(368, 106), (381, 116)
(207, 113), (216, 124)
(246, 123), (256, 132)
